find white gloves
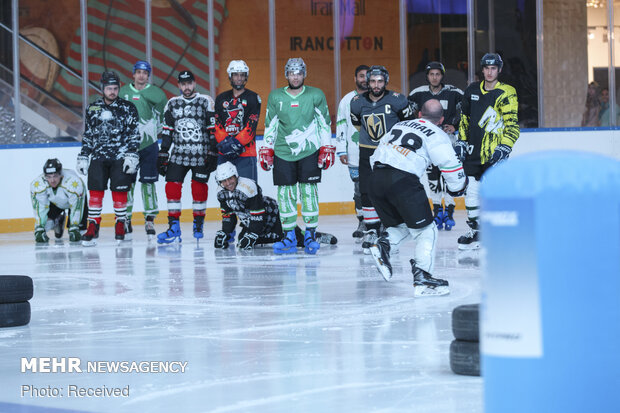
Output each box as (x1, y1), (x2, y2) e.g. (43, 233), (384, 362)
(123, 153), (139, 174)
(76, 155), (89, 175)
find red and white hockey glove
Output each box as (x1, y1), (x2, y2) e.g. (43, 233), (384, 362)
(317, 145), (336, 170)
(259, 147), (274, 171)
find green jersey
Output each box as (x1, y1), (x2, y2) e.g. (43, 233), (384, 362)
(263, 85), (332, 161)
(120, 83), (168, 150)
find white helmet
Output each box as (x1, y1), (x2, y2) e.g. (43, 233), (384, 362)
(215, 161), (239, 184)
(284, 57), (306, 78)
(227, 60), (249, 77)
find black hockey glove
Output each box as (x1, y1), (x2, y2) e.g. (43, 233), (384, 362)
(157, 152), (169, 176)
(489, 144), (512, 166)
(237, 232), (258, 250)
(447, 176), (469, 198)
(214, 230), (232, 249)
(217, 136), (245, 157)
(453, 140), (468, 163)
(205, 152), (218, 174)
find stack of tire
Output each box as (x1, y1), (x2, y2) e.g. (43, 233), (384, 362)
(0, 276), (33, 328)
(450, 303), (480, 376)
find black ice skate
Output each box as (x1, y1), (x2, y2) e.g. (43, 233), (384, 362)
(352, 216), (366, 239)
(411, 259), (449, 297)
(361, 229), (378, 255)
(145, 215), (156, 241)
(457, 219), (480, 250)
(53, 211), (66, 239)
(370, 236), (392, 281)
(124, 219), (133, 241)
(443, 204), (456, 231)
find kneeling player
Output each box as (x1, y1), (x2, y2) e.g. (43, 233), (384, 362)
(213, 162), (336, 252)
(368, 100), (467, 297)
(31, 158), (87, 243)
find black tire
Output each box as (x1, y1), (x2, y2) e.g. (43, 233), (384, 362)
(0, 275), (34, 303)
(0, 302), (31, 328)
(452, 303), (479, 342)
(450, 339), (480, 376)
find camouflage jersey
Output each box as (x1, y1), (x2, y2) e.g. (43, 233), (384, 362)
(79, 97), (140, 161)
(458, 81), (519, 167)
(160, 93), (216, 167)
(120, 83), (168, 150)
(263, 85), (332, 162)
(350, 90), (415, 150)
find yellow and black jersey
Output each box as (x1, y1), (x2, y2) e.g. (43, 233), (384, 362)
(458, 81), (519, 167)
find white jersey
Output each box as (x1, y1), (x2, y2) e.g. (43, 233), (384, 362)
(370, 118), (466, 193)
(30, 169), (85, 228)
(335, 90), (360, 167)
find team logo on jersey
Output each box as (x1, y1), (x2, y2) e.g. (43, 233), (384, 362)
(471, 95), (480, 101)
(363, 113), (386, 142)
(479, 106), (504, 133)
(223, 101), (229, 108)
(176, 118), (202, 142)
(224, 101), (244, 134)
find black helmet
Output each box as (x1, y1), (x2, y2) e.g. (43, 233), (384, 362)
(425, 61), (445, 75)
(366, 65), (389, 84)
(100, 71), (120, 88)
(480, 53), (503, 70)
(43, 158), (62, 175)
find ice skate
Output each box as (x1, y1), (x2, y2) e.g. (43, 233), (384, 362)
(411, 259), (449, 297)
(157, 217), (182, 244)
(145, 215), (156, 241)
(370, 235), (392, 281)
(273, 230), (297, 254)
(53, 211), (66, 239)
(443, 204), (456, 231)
(124, 219), (133, 241)
(81, 219), (100, 247)
(433, 204), (444, 230)
(361, 229), (378, 255)
(316, 231), (338, 245)
(458, 219), (480, 250)
(115, 218), (127, 243)
(303, 229), (320, 255)
(193, 216), (204, 240)
(352, 217), (365, 239)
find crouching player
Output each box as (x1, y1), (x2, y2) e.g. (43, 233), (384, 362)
(213, 162), (337, 252)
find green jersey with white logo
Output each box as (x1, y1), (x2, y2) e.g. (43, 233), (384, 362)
(263, 85), (332, 161)
(120, 83), (168, 150)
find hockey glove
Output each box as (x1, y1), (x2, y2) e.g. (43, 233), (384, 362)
(447, 176), (469, 198)
(76, 155), (89, 176)
(123, 152), (139, 174)
(68, 226), (81, 242)
(259, 147), (274, 171)
(217, 136), (245, 157)
(237, 232), (259, 250)
(157, 152), (169, 176)
(317, 145), (336, 170)
(453, 140), (468, 163)
(214, 230), (232, 249)
(489, 144), (512, 166)
(205, 153), (219, 174)
(34, 226), (49, 243)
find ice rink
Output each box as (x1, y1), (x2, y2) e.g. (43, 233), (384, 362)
(0, 212), (482, 413)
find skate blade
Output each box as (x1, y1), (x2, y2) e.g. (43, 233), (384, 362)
(273, 247), (298, 255)
(304, 244), (320, 255)
(82, 239), (97, 247)
(369, 246), (392, 282)
(147, 234), (156, 242)
(414, 285), (450, 297)
(458, 242), (480, 251)
(157, 236), (182, 245)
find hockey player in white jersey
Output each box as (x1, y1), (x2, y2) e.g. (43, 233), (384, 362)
(368, 99), (467, 296)
(31, 158), (86, 243)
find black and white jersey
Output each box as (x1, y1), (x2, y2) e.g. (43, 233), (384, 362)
(80, 97), (140, 161)
(408, 84), (464, 127)
(350, 90), (415, 149)
(217, 177), (279, 235)
(161, 93), (216, 167)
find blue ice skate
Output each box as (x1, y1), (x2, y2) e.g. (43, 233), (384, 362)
(193, 216), (204, 240)
(273, 230), (297, 254)
(157, 218), (182, 244)
(433, 205), (444, 230)
(443, 205), (456, 231)
(304, 229), (320, 255)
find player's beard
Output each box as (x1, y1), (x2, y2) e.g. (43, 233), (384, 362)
(370, 86), (385, 98)
(356, 79), (368, 92)
(182, 87), (196, 98)
(288, 79), (304, 90)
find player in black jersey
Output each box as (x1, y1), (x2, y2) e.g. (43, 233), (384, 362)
(409, 61), (464, 231)
(214, 60), (261, 181)
(350, 65), (415, 253)
(213, 162), (337, 250)
(156, 70), (217, 244)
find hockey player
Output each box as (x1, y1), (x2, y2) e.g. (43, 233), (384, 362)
(455, 53), (519, 250)
(77, 71), (140, 246)
(156, 70), (217, 244)
(213, 162), (337, 250)
(31, 158), (86, 243)
(120, 60), (168, 240)
(214, 60), (261, 180)
(409, 61), (463, 231)
(368, 99), (467, 296)
(261, 57), (335, 255)
(336, 64), (369, 239)
(350, 65), (415, 253)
